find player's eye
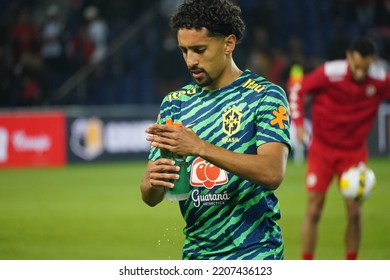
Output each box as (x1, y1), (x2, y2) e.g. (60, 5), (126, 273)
(194, 48), (206, 54)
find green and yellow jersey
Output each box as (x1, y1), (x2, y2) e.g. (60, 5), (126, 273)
(149, 69), (291, 260)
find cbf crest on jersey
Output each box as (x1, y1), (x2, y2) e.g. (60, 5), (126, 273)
(222, 107), (242, 136)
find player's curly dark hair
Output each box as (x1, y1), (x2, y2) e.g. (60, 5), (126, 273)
(348, 36), (377, 57)
(169, 0), (246, 43)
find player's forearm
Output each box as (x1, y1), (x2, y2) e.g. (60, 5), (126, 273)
(196, 141), (288, 190)
(140, 173), (165, 207)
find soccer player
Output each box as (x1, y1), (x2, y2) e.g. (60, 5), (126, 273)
(140, 0), (291, 260)
(290, 36), (390, 260)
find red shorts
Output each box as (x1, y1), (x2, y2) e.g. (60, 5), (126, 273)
(305, 140), (368, 193)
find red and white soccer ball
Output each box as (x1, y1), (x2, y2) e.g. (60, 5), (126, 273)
(339, 164), (376, 200)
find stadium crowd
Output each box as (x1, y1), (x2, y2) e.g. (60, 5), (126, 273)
(0, 0), (389, 107)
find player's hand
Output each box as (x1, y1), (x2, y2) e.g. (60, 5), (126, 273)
(146, 123), (203, 156)
(148, 158), (180, 189)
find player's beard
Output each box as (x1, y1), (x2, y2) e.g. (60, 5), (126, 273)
(190, 68), (213, 88)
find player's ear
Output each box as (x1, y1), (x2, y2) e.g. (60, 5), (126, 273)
(224, 34), (236, 54)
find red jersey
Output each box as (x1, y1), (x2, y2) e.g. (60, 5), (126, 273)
(290, 60), (390, 150)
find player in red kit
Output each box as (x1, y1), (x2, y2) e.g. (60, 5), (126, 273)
(290, 37), (390, 260)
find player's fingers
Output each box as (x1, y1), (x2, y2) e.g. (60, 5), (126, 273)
(146, 124), (177, 134)
(150, 173), (179, 189)
(152, 159), (180, 172)
(150, 179), (174, 189)
(150, 172), (179, 181)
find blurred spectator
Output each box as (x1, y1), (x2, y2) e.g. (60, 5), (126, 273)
(39, 4), (67, 91)
(1, 52), (48, 107)
(40, 4), (64, 69)
(19, 76), (43, 106)
(83, 5), (108, 65)
(66, 24), (95, 71)
(9, 8), (40, 65)
(5, 7), (49, 106)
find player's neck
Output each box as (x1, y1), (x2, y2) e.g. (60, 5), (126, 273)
(207, 63), (243, 91)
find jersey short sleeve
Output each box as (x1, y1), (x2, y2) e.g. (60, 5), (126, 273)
(256, 83), (291, 150)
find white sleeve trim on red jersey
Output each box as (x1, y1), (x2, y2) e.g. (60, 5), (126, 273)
(324, 60), (347, 82)
(368, 61), (387, 81)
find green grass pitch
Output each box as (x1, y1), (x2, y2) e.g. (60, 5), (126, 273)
(0, 158), (389, 260)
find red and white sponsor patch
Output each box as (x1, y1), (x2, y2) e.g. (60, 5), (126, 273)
(190, 157), (228, 189)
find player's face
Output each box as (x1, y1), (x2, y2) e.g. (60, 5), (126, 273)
(346, 51), (374, 83)
(177, 27), (233, 90)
